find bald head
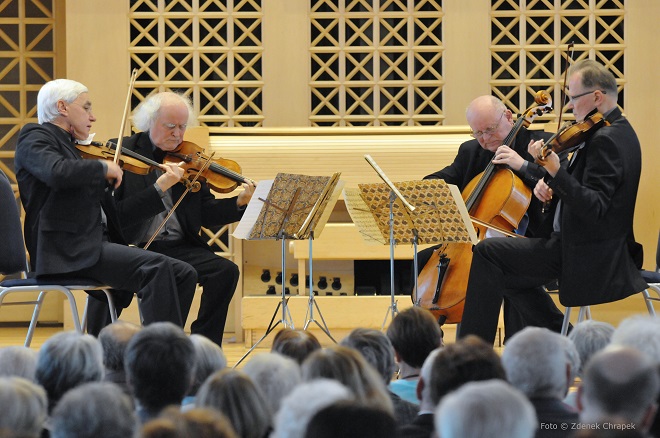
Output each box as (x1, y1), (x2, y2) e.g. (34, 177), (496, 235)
(465, 95), (513, 152)
(98, 322), (141, 372)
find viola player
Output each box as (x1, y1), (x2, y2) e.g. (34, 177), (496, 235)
(14, 79), (197, 329)
(86, 91), (256, 346)
(457, 59), (647, 345)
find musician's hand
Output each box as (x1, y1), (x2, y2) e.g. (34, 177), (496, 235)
(529, 139), (560, 176)
(156, 161), (185, 192)
(533, 179), (553, 203)
(237, 181), (256, 208)
(104, 161), (123, 189)
(492, 145), (524, 171)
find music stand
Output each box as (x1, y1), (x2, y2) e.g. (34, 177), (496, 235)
(345, 155), (477, 329)
(232, 172), (343, 366)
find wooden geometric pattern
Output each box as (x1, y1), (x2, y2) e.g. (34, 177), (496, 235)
(0, 0), (61, 188)
(310, 0), (444, 127)
(491, 0), (626, 119)
(129, 0), (264, 129)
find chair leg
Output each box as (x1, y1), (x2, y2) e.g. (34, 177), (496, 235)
(577, 306), (590, 323)
(561, 307), (572, 336)
(24, 291), (48, 347)
(642, 287), (658, 316)
(101, 289), (119, 323)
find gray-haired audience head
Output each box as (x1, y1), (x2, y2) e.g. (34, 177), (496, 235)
(435, 379), (537, 438)
(568, 320), (615, 376)
(189, 334), (227, 396)
(610, 315), (660, 364)
(271, 328), (322, 365)
(98, 321), (141, 373)
(271, 378), (353, 438)
(502, 327), (578, 399)
(124, 322), (195, 416)
(0, 376), (47, 438)
(50, 382), (137, 438)
(578, 346), (659, 431)
(241, 352), (301, 414)
(35, 331), (103, 411)
(0, 346), (37, 381)
(340, 328), (397, 385)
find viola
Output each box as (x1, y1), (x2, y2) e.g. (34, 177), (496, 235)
(538, 109), (609, 160)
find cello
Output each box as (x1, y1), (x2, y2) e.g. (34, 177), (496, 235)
(413, 91), (553, 324)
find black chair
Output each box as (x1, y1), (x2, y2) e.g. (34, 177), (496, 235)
(0, 169), (118, 346)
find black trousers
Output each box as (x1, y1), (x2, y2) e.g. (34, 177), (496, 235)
(82, 241), (197, 334)
(457, 233), (566, 345)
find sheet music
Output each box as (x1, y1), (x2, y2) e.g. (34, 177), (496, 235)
(297, 173), (344, 239)
(232, 179), (274, 240)
(343, 187), (387, 245)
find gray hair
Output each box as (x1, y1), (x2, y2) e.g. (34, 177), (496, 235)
(241, 352), (301, 414)
(435, 379), (537, 438)
(340, 328), (397, 384)
(35, 331), (104, 410)
(568, 59), (618, 96)
(568, 320), (614, 375)
(0, 377), (48, 438)
(98, 321), (141, 372)
(50, 382), (137, 438)
(0, 346), (38, 381)
(610, 315), (660, 364)
(132, 91), (195, 132)
(37, 79), (88, 124)
(271, 379), (353, 438)
(502, 327), (574, 399)
(189, 334), (227, 395)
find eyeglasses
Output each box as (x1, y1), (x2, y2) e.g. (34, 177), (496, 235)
(162, 122), (187, 131)
(566, 89), (606, 104)
(470, 111), (505, 138)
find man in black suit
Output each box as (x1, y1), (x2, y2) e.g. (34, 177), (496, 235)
(14, 79), (197, 330)
(458, 59), (648, 345)
(88, 91), (255, 346)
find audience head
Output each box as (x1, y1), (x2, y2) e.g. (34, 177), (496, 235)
(195, 369), (270, 438)
(568, 320), (615, 376)
(141, 406), (238, 438)
(435, 379), (537, 438)
(50, 382), (137, 438)
(188, 334), (227, 396)
(340, 328), (396, 385)
(35, 331), (103, 410)
(502, 327), (578, 399)
(578, 346), (659, 431)
(301, 344), (393, 414)
(271, 328), (321, 365)
(0, 377), (47, 438)
(429, 334), (506, 405)
(416, 347), (442, 408)
(0, 346), (37, 381)
(241, 352), (301, 414)
(98, 321), (141, 372)
(271, 379), (353, 438)
(610, 315), (660, 364)
(304, 400), (398, 438)
(386, 306), (443, 370)
(124, 322), (195, 415)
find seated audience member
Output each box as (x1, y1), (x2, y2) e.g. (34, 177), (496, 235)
(502, 327), (580, 437)
(304, 400), (398, 438)
(50, 382), (136, 438)
(183, 334), (227, 409)
(271, 328), (322, 365)
(301, 344), (394, 415)
(195, 369), (271, 438)
(0, 346), (37, 381)
(124, 322), (195, 423)
(35, 331), (103, 412)
(0, 377), (47, 438)
(435, 379), (537, 438)
(241, 352), (301, 415)
(565, 320), (615, 407)
(98, 321), (141, 396)
(271, 379), (353, 438)
(386, 307), (443, 404)
(340, 328), (418, 425)
(398, 348), (441, 438)
(577, 347), (659, 434)
(141, 406), (238, 438)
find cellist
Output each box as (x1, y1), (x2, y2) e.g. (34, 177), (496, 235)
(417, 95), (566, 341)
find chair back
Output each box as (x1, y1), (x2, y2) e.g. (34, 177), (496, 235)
(0, 169), (28, 275)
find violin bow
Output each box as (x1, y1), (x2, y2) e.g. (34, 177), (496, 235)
(556, 42), (574, 132)
(113, 68), (138, 165)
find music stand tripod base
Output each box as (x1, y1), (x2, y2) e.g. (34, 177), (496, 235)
(302, 233), (336, 343)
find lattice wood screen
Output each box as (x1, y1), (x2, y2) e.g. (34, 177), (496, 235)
(0, 0), (61, 186)
(309, 0), (444, 127)
(490, 0), (625, 119)
(129, 0), (264, 128)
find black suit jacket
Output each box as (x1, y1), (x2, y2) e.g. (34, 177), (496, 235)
(113, 132), (244, 247)
(546, 108), (647, 305)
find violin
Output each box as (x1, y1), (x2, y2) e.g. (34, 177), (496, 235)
(537, 109), (609, 160)
(76, 140), (159, 175)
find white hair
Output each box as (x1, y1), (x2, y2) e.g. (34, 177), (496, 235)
(241, 352), (301, 414)
(568, 320), (614, 375)
(435, 379), (537, 438)
(610, 315), (660, 364)
(0, 346), (38, 381)
(131, 91), (195, 132)
(37, 79), (88, 124)
(0, 377), (47, 438)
